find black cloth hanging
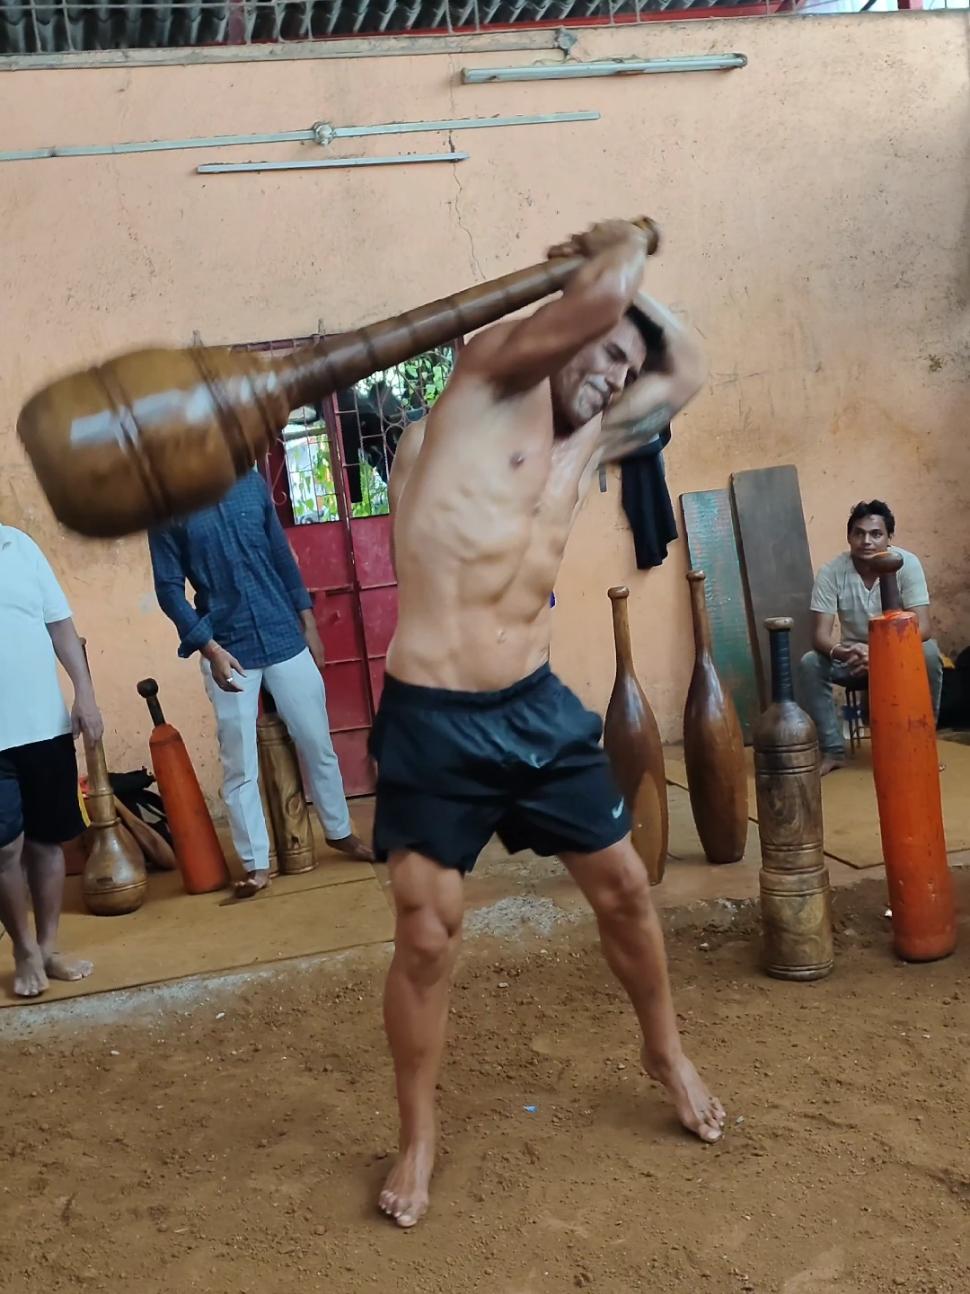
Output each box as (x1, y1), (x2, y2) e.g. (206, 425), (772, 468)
(619, 427), (678, 570)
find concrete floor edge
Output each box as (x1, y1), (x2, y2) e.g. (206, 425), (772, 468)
(0, 860), (902, 1039)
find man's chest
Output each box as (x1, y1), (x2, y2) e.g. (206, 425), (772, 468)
(183, 499), (267, 570)
(834, 568), (882, 632)
(545, 418), (601, 515)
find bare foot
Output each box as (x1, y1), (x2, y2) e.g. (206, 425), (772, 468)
(819, 756), (846, 778)
(378, 1140), (434, 1228)
(14, 947), (49, 998)
(643, 1046), (726, 1143)
(234, 870), (270, 899)
(326, 833), (375, 863)
(44, 952), (94, 983)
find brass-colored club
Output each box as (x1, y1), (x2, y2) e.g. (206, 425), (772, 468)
(754, 616), (834, 981)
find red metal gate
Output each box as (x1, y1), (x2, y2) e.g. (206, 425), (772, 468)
(255, 340), (455, 797)
(260, 396), (389, 797)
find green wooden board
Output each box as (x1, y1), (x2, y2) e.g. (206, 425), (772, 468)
(730, 465), (816, 713)
(680, 489), (760, 742)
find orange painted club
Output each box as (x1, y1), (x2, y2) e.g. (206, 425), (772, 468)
(866, 553), (955, 962)
(137, 678), (229, 895)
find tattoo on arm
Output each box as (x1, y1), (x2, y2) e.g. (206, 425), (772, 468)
(598, 402), (674, 467)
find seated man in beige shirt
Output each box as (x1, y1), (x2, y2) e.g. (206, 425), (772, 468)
(800, 499), (942, 776)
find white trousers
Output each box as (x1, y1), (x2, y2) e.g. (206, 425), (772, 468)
(201, 648), (352, 873)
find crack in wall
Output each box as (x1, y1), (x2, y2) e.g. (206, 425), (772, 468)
(445, 71), (485, 283)
(451, 139), (485, 283)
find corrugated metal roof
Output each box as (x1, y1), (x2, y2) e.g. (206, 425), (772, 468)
(0, 0), (771, 57)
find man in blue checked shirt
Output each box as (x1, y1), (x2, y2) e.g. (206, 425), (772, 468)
(148, 469), (372, 897)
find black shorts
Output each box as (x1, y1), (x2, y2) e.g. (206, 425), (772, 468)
(0, 734), (85, 849)
(370, 665), (631, 874)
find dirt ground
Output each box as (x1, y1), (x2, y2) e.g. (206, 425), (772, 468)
(3, 874), (970, 1294)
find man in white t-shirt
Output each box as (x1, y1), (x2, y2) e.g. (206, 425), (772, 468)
(800, 500), (942, 776)
(0, 525), (103, 996)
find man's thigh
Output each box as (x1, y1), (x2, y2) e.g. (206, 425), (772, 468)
(388, 850), (465, 922)
(0, 751), (24, 850)
(561, 835), (655, 916)
(922, 639), (942, 669)
(386, 852), (465, 973)
(200, 658), (262, 768)
(264, 650), (335, 744)
(19, 735), (84, 845)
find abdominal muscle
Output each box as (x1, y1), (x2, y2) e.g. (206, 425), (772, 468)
(387, 496), (568, 691)
(385, 399), (593, 692)
(390, 502), (566, 698)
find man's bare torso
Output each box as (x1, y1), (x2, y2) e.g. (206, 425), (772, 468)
(387, 368), (602, 692)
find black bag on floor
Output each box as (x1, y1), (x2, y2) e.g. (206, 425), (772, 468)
(108, 768), (173, 847)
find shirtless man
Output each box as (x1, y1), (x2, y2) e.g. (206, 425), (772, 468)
(372, 218), (723, 1229)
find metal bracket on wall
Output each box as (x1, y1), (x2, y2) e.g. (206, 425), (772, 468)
(463, 55), (748, 84)
(197, 152), (469, 175)
(0, 110), (600, 165)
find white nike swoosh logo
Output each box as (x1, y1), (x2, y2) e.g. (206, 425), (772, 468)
(612, 800), (625, 819)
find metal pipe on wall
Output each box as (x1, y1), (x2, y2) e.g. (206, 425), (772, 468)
(196, 152), (468, 174)
(463, 54), (748, 83)
(0, 109), (600, 165)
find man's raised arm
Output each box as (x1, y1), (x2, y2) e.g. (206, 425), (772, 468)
(460, 220), (652, 396)
(596, 292), (706, 466)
